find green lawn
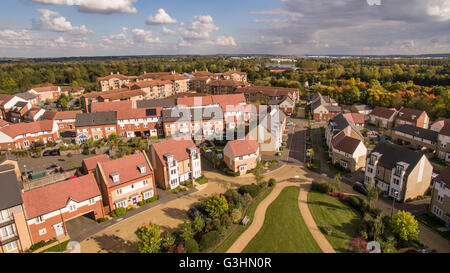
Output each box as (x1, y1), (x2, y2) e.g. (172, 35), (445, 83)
(308, 191), (361, 253)
(213, 188), (273, 253)
(40, 240), (70, 253)
(243, 186), (322, 253)
(416, 213), (446, 229)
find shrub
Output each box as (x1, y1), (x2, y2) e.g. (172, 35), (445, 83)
(231, 209), (242, 224)
(97, 217), (108, 223)
(199, 194), (229, 218)
(184, 239), (199, 253)
(347, 196), (362, 210)
(268, 178), (276, 187)
(238, 184), (261, 198)
(259, 181), (268, 189)
(196, 175), (209, 184)
(199, 231), (221, 251)
(161, 232), (176, 252)
(66, 152), (72, 158)
(311, 180), (331, 193)
(111, 207), (126, 218)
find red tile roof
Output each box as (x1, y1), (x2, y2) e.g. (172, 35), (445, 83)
(176, 94), (246, 110)
(0, 94), (14, 107)
(343, 113), (365, 125)
(97, 73), (130, 81)
(137, 72), (172, 80)
(82, 154), (110, 172)
(29, 86), (60, 93)
(157, 74), (190, 81)
(0, 119), (9, 128)
(42, 110), (82, 120)
(396, 107), (427, 122)
(91, 101), (133, 112)
(81, 88), (131, 99)
(191, 71), (215, 77)
(236, 86), (298, 96)
(221, 70), (247, 76)
(98, 153), (152, 188)
(206, 79), (247, 87)
(22, 173), (101, 219)
(98, 89), (145, 100)
(370, 106), (397, 119)
(151, 139), (198, 167)
(331, 131), (362, 154)
(226, 139), (259, 157)
(0, 120), (55, 138)
(91, 101), (162, 119)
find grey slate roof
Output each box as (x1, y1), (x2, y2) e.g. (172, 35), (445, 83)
(369, 142), (424, 175)
(0, 171), (23, 210)
(15, 92), (36, 100)
(328, 113), (363, 138)
(162, 106), (223, 123)
(136, 98), (176, 109)
(393, 124), (438, 142)
(75, 111), (117, 127)
(0, 154), (17, 164)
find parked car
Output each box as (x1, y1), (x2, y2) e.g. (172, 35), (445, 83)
(50, 149), (60, 156)
(353, 182), (368, 195)
(287, 121), (294, 126)
(187, 207), (203, 219)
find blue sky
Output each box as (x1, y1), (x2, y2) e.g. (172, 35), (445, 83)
(0, 0), (449, 57)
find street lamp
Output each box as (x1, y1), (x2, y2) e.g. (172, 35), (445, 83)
(391, 190), (399, 218)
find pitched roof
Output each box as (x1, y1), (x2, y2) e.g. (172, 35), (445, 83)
(0, 119), (9, 127)
(236, 86), (298, 96)
(344, 113), (365, 124)
(15, 92), (37, 100)
(157, 74), (190, 81)
(0, 94), (15, 107)
(137, 72), (172, 80)
(435, 166), (450, 188)
(331, 131), (362, 154)
(369, 142), (424, 175)
(328, 113), (363, 139)
(221, 70), (247, 76)
(98, 153), (152, 188)
(440, 120), (450, 137)
(81, 88), (131, 99)
(370, 106), (397, 119)
(226, 139), (259, 157)
(29, 86), (60, 93)
(151, 139), (198, 167)
(0, 171), (23, 210)
(393, 124), (438, 142)
(90, 101), (162, 120)
(191, 71), (215, 77)
(206, 79), (246, 87)
(98, 89), (145, 100)
(176, 94), (246, 110)
(136, 98), (177, 109)
(0, 120), (54, 138)
(396, 107), (427, 122)
(75, 111), (117, 127)
(97, 73), (130, 81)
(42, 110), (82, 120)
(91, 101), (133, 113)
(22, 174), (101, 219)
(82, 154), (110, 172)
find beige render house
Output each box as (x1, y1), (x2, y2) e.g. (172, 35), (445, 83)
(364, 142), (433, 202)
(247, 107), (286, 154)
(429, 166), (450, 229)
(223, 138), (260, 175)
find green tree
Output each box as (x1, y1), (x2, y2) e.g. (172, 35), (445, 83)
(201, 194), (229, 218)
(192, 215), (205, 233)
(366, 177), (380, 209)
(333, 173), (341, 193)
(389, 211), (419, 242)
(161, 232), (176, 252)
(177, 221), (195, 242)
(136, 222), (162, 253)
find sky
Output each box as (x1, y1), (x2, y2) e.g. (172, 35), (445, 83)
(0, 0), (449, 57)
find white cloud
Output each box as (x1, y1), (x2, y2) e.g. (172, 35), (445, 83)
(161, 26), (177, 35)
(0, 30), (33, 48)
(32, 9), (93, 35)
(427, 0), (450, 21)
(131, 29), (162, 44)
(146, 9), (178, 25)
(30, 0), (137, 14)
(208, 36), (237, 46)
(177, 38), (192, 47)
(179, 15), (219, 40)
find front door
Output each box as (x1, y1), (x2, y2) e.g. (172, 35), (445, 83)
(132, 197), (137, 205)
(53, 222), (64, 236)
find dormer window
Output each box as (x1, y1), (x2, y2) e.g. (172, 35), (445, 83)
(411, 115), (416, 120)
(137, 164), (146, 174)
(111, 172), (120, 183)
(395, 165), (403, 176)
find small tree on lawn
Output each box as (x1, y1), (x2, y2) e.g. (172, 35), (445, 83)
(253, 161), (265, 185)
(136, 222), (162, 253)
(389, 211), (419, 242)
(333, 173), (341, 193)
(366, 177), (380, 209)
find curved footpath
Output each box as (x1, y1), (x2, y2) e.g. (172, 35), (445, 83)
(226, 180), (335, 253)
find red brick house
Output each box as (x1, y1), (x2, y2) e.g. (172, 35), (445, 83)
(96, 152), (156, 212)
(41, 110), (82, 132)
(22, 174), (104, 243)
(27, 86), (61, 102)
(74, 111), (117, 144)
(0, 120), (59, 150)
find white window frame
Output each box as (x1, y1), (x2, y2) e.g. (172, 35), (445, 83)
(5, 241), (18, 252)
(36, 215), (44, 224)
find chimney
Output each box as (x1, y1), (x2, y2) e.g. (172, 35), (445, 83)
(110, 72), (113, 75)
(117, 72), (119, 75)
(171, 70), (175, 75)
(144, 71), (146, 74)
